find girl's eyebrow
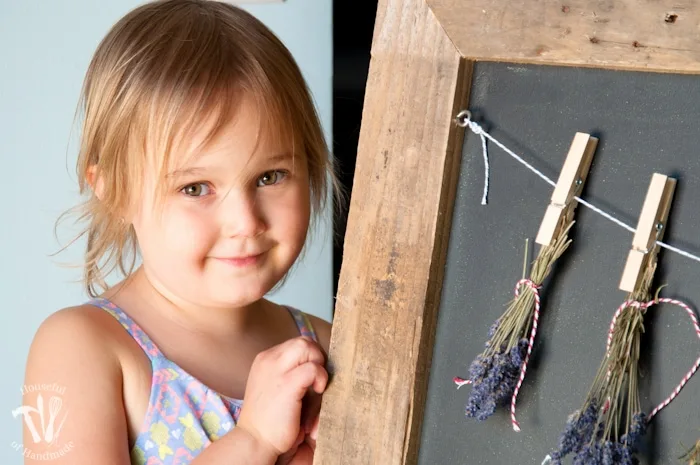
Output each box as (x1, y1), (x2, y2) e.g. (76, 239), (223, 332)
(166, 153), (293, 178)
(166, 167), (207, 178)
(267, 152), (293, 163)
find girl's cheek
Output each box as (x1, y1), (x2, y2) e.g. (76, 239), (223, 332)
(161, 207), (214, 245)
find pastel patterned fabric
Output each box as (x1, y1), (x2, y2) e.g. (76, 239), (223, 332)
(88, 298), (318, 465)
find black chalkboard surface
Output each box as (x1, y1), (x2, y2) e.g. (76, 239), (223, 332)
(417, 62), (700, 465)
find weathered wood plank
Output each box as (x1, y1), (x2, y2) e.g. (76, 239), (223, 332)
(312, 0), (469, 463)
(428, 0), (700, 73)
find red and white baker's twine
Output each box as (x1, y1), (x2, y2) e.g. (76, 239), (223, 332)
(453, 278), (542, 432)
(510, 279), (542, 431)
(606, 297), (700, 421)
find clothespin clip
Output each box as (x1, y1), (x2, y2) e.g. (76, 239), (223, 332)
(535, 132), (598, 246)
(619, 173), (676, 292)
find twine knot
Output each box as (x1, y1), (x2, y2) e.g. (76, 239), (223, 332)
(514, 278), (541, 297)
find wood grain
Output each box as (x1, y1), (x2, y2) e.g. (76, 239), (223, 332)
(312, 0), (469, 463)
(428, 0), (700, 73)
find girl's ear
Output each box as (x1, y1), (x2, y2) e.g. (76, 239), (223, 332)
(86, 165), (105, 200)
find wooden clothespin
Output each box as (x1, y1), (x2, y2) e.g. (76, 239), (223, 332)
(535, 132), (598, 246)
(619, 173), (677, 292)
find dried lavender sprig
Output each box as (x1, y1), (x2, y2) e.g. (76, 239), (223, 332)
(484, 219), (574, 360)
(548, 263), (656, 462)
(465, 339), (528, 420)
(547, 410), (647, 464)
(464, 216), (575, 423)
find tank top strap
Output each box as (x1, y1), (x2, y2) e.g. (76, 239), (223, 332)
(88, 297), (164, 361)
(90, 298), (317, 355)
(285, 306), (318, 341)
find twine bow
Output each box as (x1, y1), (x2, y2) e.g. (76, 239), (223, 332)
(606, 296), (700, 421)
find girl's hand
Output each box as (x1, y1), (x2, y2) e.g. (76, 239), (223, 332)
(275, 429), (304, 465)
(277, 442), (314, 465)
(237, 337), (328, 459)
(275, 390), (322, 465)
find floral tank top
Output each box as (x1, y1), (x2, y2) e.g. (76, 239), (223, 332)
(88, 298), (318, 465)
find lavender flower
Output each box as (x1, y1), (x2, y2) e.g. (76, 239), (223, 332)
(551, 401), (600, 459)
(549, 407), (648, 464)
(464, 338), (528, 420)
(485, 320), (500, 346)
(623, 412), (647, 446)
(572, 440), (640, 465)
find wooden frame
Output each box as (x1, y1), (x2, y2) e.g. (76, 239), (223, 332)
(313, 1), (700, 464)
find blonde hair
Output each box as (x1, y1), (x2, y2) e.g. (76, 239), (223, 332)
(63, 0), (342, 297)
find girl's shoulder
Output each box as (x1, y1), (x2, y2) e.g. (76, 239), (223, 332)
(22, 304), (134, 462)
(29, 303), (137, 359)
(25, 303), (140, 393)
(29, 303), (128, 360)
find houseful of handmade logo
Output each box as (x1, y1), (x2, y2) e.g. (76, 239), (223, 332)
(11, 383), (74, 460)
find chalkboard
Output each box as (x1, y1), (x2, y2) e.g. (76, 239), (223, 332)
(417, 62), (700, 464)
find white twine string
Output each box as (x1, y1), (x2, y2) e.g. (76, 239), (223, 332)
(469, 121), (490, 205)
(455, 110), (700, 265)
(456, 110), (700, 465)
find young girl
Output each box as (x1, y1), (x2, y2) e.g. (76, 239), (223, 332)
(21, 1), (340, 464)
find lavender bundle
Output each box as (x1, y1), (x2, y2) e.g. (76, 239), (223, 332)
(461, 213), (575, 431)
(545, 264), (656, 465)
(546, 267), (700, 465)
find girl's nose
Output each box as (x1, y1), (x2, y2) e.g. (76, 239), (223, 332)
(219, 191), (267, 238)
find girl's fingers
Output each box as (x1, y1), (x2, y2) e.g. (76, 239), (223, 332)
(285, 362), (329, 398)
(274, 337), (326, 373)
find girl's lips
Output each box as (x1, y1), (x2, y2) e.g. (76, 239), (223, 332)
(213, 253), (264, 267)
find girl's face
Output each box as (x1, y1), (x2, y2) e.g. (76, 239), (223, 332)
(131, 96), (311, 309)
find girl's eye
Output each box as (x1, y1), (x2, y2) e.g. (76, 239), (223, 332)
(181, 183), (210, 197)
(257, 170), (286, 187)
